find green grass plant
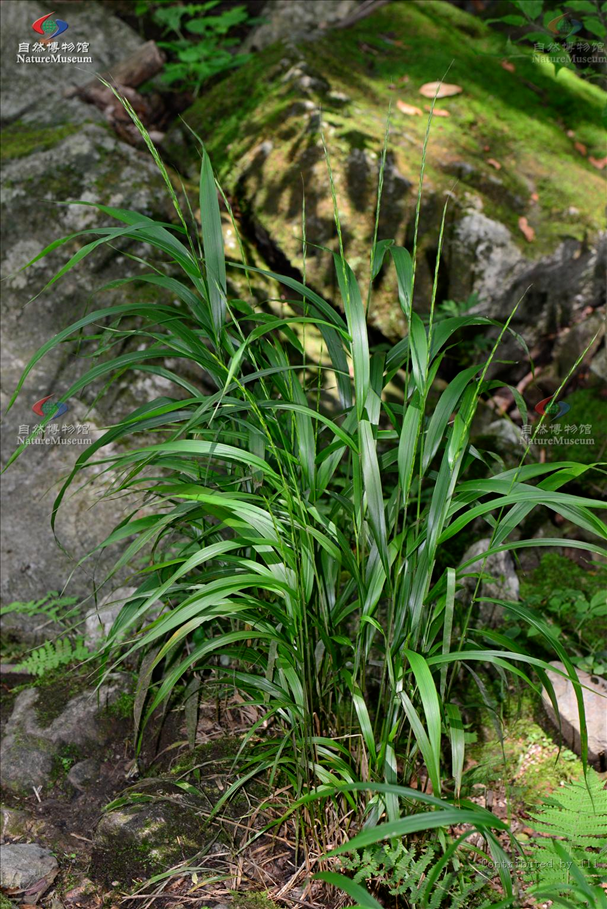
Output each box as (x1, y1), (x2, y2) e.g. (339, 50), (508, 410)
(5, 87), (607, 902)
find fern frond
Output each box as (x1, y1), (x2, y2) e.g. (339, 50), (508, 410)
(525, 770), (607, 890)
(529, 771), (607, 848)
(339, 841), (490, 907)
(16, 637), (91, 677)
(0, 591), (79, 624)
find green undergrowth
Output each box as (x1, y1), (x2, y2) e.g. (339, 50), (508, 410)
(547, 387), (607, 465)
(466, 693), (584, 814)
(107, 690), (136, 720)
(524, 769), (607, 890)
(50, 743), (83, 783)
(231, 894), (280, 909)
(175, 0), (606, 254)
(519, 552), (607, 656)
(520, 551), (607, 603)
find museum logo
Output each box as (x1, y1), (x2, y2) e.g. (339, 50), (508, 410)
(32, 12), (69, 43)
(16, 11), (92, 64)
(546, 13), (582, 39)
(32, 395), (69, 421)
(534, 396), (570, 421)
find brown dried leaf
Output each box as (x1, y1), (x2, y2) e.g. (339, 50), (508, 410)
(487, 158), (502, 170)
(419, 81), (463, 98)
(574, 140), (587, 156)
(518, 216), (535, 242)
(589, 155), (607, 170)
(530, 192), (539, 202)
(397, 99), (422, 116)
(425, 106), (450, 117)
(501, 59), (516, 72)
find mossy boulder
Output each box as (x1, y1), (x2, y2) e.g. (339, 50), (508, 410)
(0, 672), (130, 794)
(90, 780), (208, 887)
(167, 0), (605, 348)
(1, 2), (176, 608)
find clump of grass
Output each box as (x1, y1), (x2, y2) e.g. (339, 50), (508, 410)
(5, 87), (606, 903)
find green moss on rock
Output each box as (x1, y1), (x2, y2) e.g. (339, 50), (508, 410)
(33, 666), (93, 728)
(1, 121), (81, 161)
(90, 781), (209, 887)
(469, 695), (584, 811)
(521, 551), (607, 603)
(168, 0), (605, 334)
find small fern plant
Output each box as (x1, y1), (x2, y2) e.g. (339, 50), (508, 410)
(339, 842), (487, 908)
(0, 590), (79, 624)
(525, 770), (607, 890)
(16, 637), (91, 677)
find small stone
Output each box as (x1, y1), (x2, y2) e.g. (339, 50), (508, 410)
(84, 586), (138, 649)
(67, 758), (101, 791)
(0, 843), (58, 892)
(541, 662), (607, 767)
(0, 806), (44, 839)
(327, 90), (350, 106)
(460, 537), (519, 626)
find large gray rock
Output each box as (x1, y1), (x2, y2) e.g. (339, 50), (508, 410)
(0, 674), (129, 793)
(460, 537), (520, 626)
(449, 213), (606, 381)
(542, 662), (607, 767)
(1, 75), (171, 606)
(245, 0), (358, 50)
(0, 843), (58, 892)
(449, 211), (524, 307)
(0, 1), (142, 126)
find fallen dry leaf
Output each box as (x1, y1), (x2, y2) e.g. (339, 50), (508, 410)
(501, 59), (516, 72)
(397, 99), (422, 116)
(518, 216), (535, 242)
(530, 192), (539, 203)
(419, 81), (463, 98)
(589, 155), (607, 170)
(566, 129), (575, 138)
(425, 106), (450, 117)
(574, 141), (587, 156)
(400, 74), (410, 83)
(483, 144), (490, 152)
(487, 158), (502, 170)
